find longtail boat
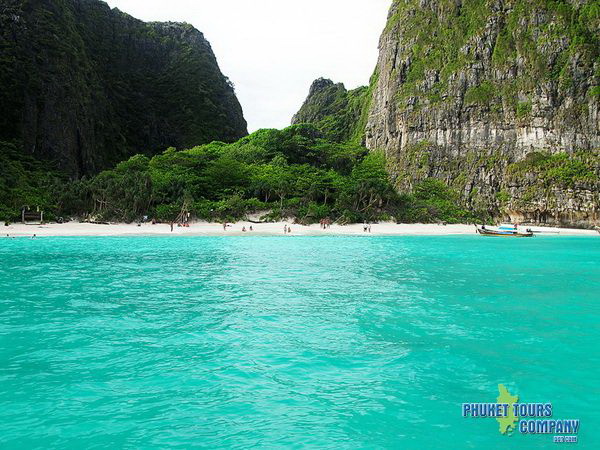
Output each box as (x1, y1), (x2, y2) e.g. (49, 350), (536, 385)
(476, 226), (534, 237)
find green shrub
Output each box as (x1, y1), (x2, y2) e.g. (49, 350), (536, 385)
(516, 101), (532, 119)
(401, 178), (480, 224)
(464, 81), (495, 105)
(508, 151), (599, 187)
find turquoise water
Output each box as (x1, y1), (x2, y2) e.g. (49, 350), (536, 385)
(1, 236), (599, 448)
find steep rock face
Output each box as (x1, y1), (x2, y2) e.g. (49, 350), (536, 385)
(365, 0), (600, 227)
(0, 0), (247, 177)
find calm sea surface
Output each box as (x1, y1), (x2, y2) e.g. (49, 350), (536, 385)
(1, 236), (599, 448)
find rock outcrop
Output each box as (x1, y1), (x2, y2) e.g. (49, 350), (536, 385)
(292, 78), (372, 143)
(0, 0), (247, 177)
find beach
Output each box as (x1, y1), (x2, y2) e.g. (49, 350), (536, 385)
(2, 221), (597, 237)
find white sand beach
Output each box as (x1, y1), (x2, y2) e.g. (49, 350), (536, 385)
(2, 221), (598, 237)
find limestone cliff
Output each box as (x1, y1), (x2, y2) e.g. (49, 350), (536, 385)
(365, 0), (599, 227)
(0, 0), (247, 177)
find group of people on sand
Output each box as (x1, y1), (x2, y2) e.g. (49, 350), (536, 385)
(284, 224), (292, 234)
(363, 223), (372, 233)
(221, 222), (254, 233)
(319, 218), (332, 229)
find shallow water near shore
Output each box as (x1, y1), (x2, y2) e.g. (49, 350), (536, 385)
(1, 236), (599, 448)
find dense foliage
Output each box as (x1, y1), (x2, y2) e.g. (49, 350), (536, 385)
(0, 126), (479, 224)
(0, 141), (65, 221)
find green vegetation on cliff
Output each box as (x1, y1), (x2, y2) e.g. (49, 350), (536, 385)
(363, 0), (600, 227)
(291, 76), (378, 144)
(389, 0), (599, 113)
(0, 0), (247, 177)
(508, 151), (600, 187)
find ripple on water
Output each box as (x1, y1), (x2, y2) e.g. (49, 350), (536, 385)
(1, 236), (599, 448)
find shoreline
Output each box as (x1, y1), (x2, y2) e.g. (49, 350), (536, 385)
(2, 221), (598, 237)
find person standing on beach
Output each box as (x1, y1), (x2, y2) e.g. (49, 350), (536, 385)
(170, 222), (174, 232)
(284, 225), (288, 234)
